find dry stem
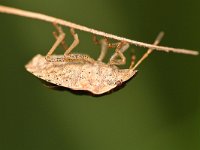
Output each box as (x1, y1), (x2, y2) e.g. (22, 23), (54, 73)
(0, 5), (198, 56)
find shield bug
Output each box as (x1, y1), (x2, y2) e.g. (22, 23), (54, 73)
(25, 23), (164, 95)
(0, 5), (198, 96)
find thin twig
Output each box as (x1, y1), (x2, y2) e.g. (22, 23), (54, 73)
(0, 5), (198, 56)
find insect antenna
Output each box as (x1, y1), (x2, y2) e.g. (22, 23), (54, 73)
(131, 32), (165, 70)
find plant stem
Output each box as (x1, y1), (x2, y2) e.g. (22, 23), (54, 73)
(0, 5), (198, 56)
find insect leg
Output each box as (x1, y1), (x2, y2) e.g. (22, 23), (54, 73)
(45, 23), (66, 62)
(52, 23), (68, 50)
(131, 32), (165, 70)
(109, 42), (130, 65)
(97, 39), (109, 61)
(92, 35), (108, 61)
(63, 28), (79, 57)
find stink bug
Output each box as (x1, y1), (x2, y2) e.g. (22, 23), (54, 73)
(25, 23), (164, 95)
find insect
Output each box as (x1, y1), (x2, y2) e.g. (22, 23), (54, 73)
(0, 5), (198, 95)
(25, 23), (164, 95)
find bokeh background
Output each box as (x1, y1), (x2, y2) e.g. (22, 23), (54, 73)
(1, 1), (200, 150)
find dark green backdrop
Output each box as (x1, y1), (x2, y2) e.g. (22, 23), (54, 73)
(1, 1), (200, 150)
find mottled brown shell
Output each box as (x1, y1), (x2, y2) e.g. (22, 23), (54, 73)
(25, 54), (138, 95)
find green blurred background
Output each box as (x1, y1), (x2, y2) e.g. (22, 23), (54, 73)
(1, 1), (199, 150)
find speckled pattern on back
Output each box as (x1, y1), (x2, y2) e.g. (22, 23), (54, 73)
(25, 54), (137, 95)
